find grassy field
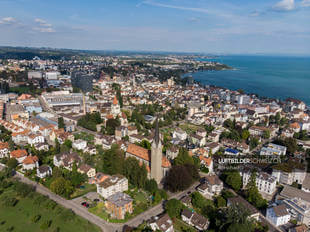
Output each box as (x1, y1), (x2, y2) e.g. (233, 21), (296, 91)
(173, 218), (196, 232)
(0, 187), (101, 232)
(89, 189), (151, 223)
(70, 183), (97, 199)
(179, 123), (200, 134)
(74, 132), (94, 143)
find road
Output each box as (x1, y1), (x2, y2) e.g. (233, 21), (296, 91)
(14, 172), (121, 232)
(1, 161), (198, 232)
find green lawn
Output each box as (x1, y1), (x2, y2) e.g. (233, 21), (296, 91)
(173, 218), (196, 232)
(89, 189), (151, 223)
(179, 123), (200, 134)
(0, 188), (101, 232)
(70, 183), (97, 199)
(74, 132), (94, 143)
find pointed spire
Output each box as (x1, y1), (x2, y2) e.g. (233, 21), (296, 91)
(154, 117), (160, 145)
(113, 95), (118, 105)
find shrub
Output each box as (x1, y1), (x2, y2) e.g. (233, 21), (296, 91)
(14, 182), (34, 197)
(40, 220), (52, 230)
(31, 215), (41, 223)
(6, 226), (14, 232)
(2, 197), (18, 207)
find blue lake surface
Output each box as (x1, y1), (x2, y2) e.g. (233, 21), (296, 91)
(185, 56), (310, 105)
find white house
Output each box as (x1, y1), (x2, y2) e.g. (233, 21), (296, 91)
(27, 133), (44, 145)
(266, 204), (290, 227)
(197, 175), (223, 197)
(242, 171), (277, 196)
(78, 164), (96, 178)
(181, 209), (209, 231)
(149, 214), (174, 232)
(22, 155), (39, 170)
(10, 149), (28, 163)
(72, 139), (87, 150)
(0, 142), (9, 158)
(172, 128), (187, 141)
(37, 165), (52, 178)
(97, 175), (128, 199)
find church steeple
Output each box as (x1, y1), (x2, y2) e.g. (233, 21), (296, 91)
(154, 117), (160, 145)
(151, 116), (163, 184)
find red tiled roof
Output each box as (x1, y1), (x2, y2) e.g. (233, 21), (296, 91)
(11, 149), (27, 158)
(23, 155), (38, 165)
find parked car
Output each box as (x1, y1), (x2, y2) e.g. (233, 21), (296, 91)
(81, 202), (89, 208)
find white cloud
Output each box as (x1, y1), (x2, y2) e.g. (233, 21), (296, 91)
(188, 17), (200, 22)
(35, 18), (52, 27)
(141, 0), (209, 14)
(0, 17), (17, 24)
(34, 18), (55, 33)
(301, 0), (310, 7)
(272, 0), (295, 11)
(33, 27), (55, 33)
(249, 10), (261, 17)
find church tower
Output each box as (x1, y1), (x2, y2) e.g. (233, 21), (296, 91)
(151, 118), (163, 184)
(111, 95), (120, 116)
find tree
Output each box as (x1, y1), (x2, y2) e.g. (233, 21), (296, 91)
(241, 130), (250, 140)
(216, 196), (226, 208)
(165, 165), (193, 192)
(225, 171), (242, 192)
(174, 147), (194, 166)
(262, 130), (270, 139)
(55, 138), (60, 154)
(50, 177), (74, 198)
(106, 118), (121, 135)
(58, 117), (65, 129)
(165, 199), (184, 218)
(145, 179), (158, 194)
(216, 204), (255, 232)
(7, 158), (18, 170)
(14, 182), (34, 197)
(249, 137), (259, 150)
(98, 144), (124, 175)
(245, 171), (268, 209)
(123, 157), (147, 189)
(191, 192), (209, 209)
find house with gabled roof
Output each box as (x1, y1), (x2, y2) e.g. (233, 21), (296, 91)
(0, 141), (9, 158)
(22, 155), (39, 170)
(10, 149), (28, 163)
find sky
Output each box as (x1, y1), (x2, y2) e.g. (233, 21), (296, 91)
(0, 0), (309, 55)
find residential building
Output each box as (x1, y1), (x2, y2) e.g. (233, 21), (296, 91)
(105, 192), (133, 220)
(260, 143), (287, 156)
(10, 149), (28, 163)
(53, 152), (81, 171)
(241, 171), (277, 196)
(150, 214), (174, 232)
(72, 139), (87, 150)
(277, 185), (310, 226)
(0, 141), (9, 158)
(97, 175), (128, 199)
(197, 175), (223, 197)
(227, 196), (260, 220)
(181, 209), (209, 231)
(37, 165), (52, 178)
(22, 155), (39, 170)
(78, 164), (96, 178)
(266, 204), (290, 227)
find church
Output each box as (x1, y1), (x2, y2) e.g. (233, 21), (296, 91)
(125, 119), (171, 184)
(111, 95), (121, 116)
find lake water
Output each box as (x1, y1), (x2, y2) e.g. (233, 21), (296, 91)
(185, 56), (310, 105)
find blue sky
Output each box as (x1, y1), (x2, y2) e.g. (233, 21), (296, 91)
(0, 0), (309, 55)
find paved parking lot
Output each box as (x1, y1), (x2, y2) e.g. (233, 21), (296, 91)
(71, 191), (103, 206)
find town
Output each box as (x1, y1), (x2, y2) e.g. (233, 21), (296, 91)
(0, 49), (309, 232)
